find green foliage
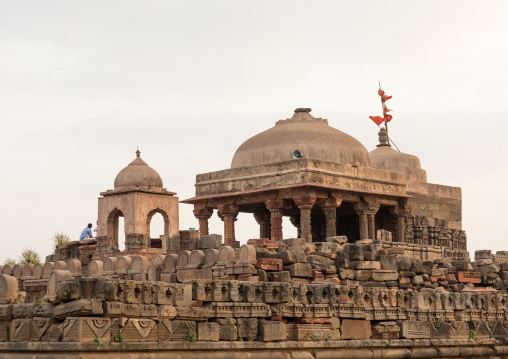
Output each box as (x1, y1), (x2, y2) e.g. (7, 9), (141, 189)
(237, 335), (243, 342)
(324, 335), (332, 341)
(19, 247), (40, 264)
(256, 336), (262, 341)
(32, 297), (44, 304)
(52, 231), (71, 248)
(186, 330), (197, 342)
(114, 333), (124, 343)
(94, 338), (102, 347)
(469, 329), (476, 339)
(350, 337), (356, 340)
(4, 258), (16, 265)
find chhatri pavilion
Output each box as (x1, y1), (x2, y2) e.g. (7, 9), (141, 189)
(183, 108), (467, 260)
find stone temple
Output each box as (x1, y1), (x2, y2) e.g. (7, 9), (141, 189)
(0, 108), (506, 359)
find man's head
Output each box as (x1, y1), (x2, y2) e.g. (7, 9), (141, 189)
(87, 223), (93, 228)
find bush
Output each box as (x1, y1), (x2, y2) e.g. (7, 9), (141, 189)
(52, 231), (71, 248)
(4, 258), (16, 265)
(19, 247), (41, 264)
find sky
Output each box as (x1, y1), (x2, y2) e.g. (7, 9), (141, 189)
(1, 1), (507, 263)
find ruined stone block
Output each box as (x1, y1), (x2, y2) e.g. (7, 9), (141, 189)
(340, 319), (371, 339)
(0, 274), (19, 303)
(256, 258), (282, 271)
(218, 323), (237, 341)
(267, 271), (291, 283)
(30, 317), (57, 341)
(0, 321), (9, 342)
(284, 263), (313, 278)
(12, 303), (37, 318)
(203, 249), (219, 268)
(10, 318), (31, 342)
(277, 250), (307, 265)
(457, 271), (481, 283)
(157, 305), (177, 318)
(379, 255), (397, 270)
(199, 234), (222, 250)
(61, 317), (111, 343)
(287, 323), (339, 341)
(0, 305), (12, 320)
(371, 270), (398, 281)
(157, 319), (173, 341)
(354, 270), (372, 281)
(120, 318), (157, 341)
(371, 321), (400, 339)
(195, 322), (219, 341)
(350, 261), (380, 270)
(171, 320), (196, 341)
(398, 320), (430, 338)
(237, 318), (258, 340)
(211, 302), (271, 318)
(32, 302), (56, 318)
(430, 321), (469, 339)
(258, 320), (286, 341)
(54, 299), (103, 319)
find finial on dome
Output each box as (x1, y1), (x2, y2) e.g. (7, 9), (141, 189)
(294, 108), (311, 113)
(377, 127), (391, 147)
(136, 146), (141, 158)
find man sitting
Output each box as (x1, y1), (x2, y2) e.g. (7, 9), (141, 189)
(80, 223), (93, 240)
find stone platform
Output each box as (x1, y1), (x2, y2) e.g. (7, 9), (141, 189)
(2, 338), (508, 358)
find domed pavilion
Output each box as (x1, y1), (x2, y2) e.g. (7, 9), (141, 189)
(183, 108), (468, 260)
(183, 108), (412, 247)
(96, 150), (179, 254)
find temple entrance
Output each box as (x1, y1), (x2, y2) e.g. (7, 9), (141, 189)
(336, 202), (360, 243)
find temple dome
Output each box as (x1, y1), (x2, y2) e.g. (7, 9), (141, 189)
(114, 150), (163, 189)
(370, 128), (427, 183)
(231, 108), (373, 168)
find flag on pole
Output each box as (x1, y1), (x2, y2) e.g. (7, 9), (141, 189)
(369, 116), (385, 126)
(369, 83), (393, 126)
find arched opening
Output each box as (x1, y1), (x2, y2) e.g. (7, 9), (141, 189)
(146, 209), (169, 248)
(107, 209), (125, 251)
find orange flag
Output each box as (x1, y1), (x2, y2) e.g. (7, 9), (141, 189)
(369, 116), (385, 126)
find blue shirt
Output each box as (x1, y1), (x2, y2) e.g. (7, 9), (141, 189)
(80, 227), (93, 240)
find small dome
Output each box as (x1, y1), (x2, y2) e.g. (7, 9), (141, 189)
(370, 128), (427, 183)
(231, 108), (372, 168)
(114, 150), (163, 189)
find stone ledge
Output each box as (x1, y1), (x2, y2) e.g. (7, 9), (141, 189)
(0, 338), (505, 352)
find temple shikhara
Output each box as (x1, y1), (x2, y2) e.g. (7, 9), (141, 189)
(0, 104), (506, 359)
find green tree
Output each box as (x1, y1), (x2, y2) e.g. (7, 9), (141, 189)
(19, 247), (41, 264)
(52, 231), (71, 247)
(4, 258), (16, 265)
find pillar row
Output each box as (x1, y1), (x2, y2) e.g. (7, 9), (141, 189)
(354, 201), (380, 240)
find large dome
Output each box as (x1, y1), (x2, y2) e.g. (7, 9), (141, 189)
(114, 150), (163, 189)
(370, 128), (427, 183)
(231, 108), (373, 168)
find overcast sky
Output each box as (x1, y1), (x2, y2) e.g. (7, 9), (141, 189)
(1, 1), (507, 263)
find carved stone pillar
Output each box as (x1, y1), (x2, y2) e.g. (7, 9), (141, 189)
(193, 208), (214, 237)
(354, 201), (380, 240)
(217, 204), (239, 248)
(254, 211), (271, 239)
(318, 198), (342, 240)
(266, 199), (285, 242)
(294, 196), (317, 244)
(390, 203), (411, 243)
